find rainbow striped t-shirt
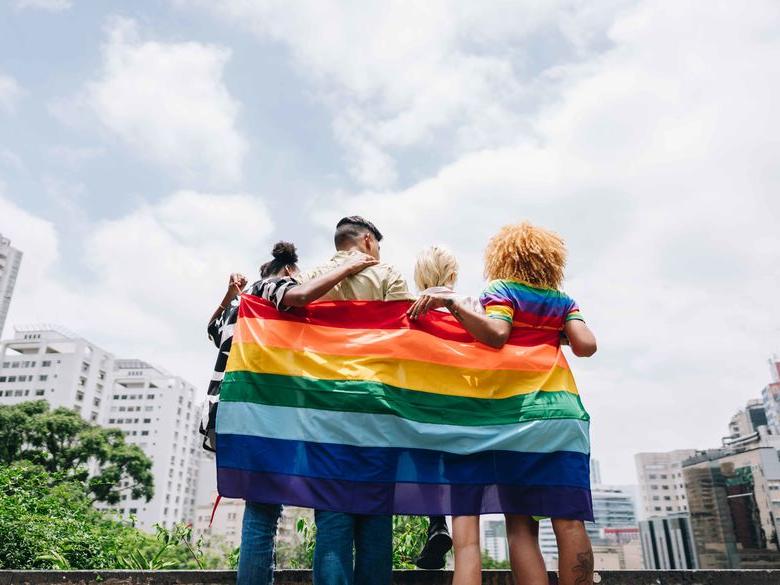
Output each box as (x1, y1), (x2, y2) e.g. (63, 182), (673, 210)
(479, 279), (584, 330)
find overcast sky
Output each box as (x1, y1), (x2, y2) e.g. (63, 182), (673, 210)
(1, 0), (779, 485)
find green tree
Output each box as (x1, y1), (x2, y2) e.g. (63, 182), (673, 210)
(392, 515), (430, 569)
(286, 514), (433, 570)
(0, 400), (153, 503)
(0, 462), (228, 570)
(481, 550), (511, 569)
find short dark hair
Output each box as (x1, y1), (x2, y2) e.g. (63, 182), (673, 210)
(334, 216), (383, 248)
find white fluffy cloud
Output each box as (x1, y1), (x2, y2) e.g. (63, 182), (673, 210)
(2, 191), (273, 385)
(14, 0), (72, 12)
(0, 74), (23, 112)
(87, 18), (247, 185)
(178, 0), (599, 188)
(306, 0), (780, 482)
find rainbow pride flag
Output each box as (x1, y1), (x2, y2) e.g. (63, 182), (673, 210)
(215, 294), (593, 519)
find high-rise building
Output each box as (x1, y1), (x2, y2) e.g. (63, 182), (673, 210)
(539, 485), (638, 568)
(681, 430), (780, 569)
(764, 356), (780, 435)
(0, 325), (112, 422)
(635, 450), (697, 518)
(727, 399), (768, 441)
(0, 234), (22, 337)
(590, 458), (603, 485)
(639, 515), (698, 569)
(481, 516), (509, 562)
(98, 359), (201, 530)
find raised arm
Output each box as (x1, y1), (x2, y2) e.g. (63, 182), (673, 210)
(282, 253), (378, 307)
(407, 294), (512, 349)
(208, 273), (247, 327)
(563, 319), (597, 357)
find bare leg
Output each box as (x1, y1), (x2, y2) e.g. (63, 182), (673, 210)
(452, 515), (481, 585)
(505, 515), (548, 585)
(552, 518), (593, 585)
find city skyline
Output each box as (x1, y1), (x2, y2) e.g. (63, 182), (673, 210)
(1, 1), (780, 484)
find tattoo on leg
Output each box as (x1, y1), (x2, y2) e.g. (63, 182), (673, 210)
(572, 550), (594, 585)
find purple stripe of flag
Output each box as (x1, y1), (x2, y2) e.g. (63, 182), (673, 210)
(218, 467), (594, 520)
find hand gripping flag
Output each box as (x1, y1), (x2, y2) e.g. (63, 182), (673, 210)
(215, 295), (593, 519)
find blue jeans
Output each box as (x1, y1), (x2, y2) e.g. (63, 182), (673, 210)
(237, 502), (282, 585)
(313, 511), (392, 585)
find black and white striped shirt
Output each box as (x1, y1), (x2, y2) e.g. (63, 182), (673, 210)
(199, 276), (298, 452)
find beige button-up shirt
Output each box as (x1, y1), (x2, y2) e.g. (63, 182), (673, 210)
(301, 250), (414, 301)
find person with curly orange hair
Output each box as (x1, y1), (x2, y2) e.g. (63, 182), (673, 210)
(408, 221), (597, 585)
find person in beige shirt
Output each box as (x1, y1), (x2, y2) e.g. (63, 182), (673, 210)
(302, 216), (410, 585)
(301, 215), (413, 301)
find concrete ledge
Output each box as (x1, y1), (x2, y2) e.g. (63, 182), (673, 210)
(1, 571), (780, 585)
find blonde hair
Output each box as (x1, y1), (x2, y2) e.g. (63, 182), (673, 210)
(414, 245), (459, 292)
(484, 222), (567, 289)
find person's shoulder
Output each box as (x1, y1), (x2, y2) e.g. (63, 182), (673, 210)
(482, 279), (511, 295)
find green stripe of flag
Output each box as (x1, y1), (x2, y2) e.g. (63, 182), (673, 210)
(221, 371), (590, 427)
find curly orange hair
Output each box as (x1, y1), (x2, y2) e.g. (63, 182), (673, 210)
(484, 222), (567, 289)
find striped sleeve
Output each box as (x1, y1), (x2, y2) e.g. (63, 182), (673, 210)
(565, 297), (585, 322)
(479, 280), (515, 323)
(253, 277), (299, 311)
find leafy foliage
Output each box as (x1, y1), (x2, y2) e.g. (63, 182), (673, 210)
(0, 462), (223, 570)
(392, 515), (430, 569)
(481, 550), (511, 569)
(286, 513), (432, 570)
(0, 462), (133, 569)
(0, 400), (154, 503)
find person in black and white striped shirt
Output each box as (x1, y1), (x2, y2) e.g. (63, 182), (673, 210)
(201, 240), (376, 585)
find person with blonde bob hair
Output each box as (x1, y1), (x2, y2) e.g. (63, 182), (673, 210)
(408, 222), (597, 585)
(414, 245), (459, 292)
(410, 245), (484, 570)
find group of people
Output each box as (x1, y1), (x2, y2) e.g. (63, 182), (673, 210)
(205, 216), (597, 585)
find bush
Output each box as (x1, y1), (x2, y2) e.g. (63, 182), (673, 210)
(0, 463), (220, 570)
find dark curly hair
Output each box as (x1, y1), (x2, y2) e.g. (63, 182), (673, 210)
(260, 241), (299, 277)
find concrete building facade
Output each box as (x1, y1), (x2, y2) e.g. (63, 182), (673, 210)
(635, 450), (697, 518)
(0, 234), (22, 338)
(0, 325), (205, 532)
(639, 515), (698, 569)
(0, 325), (112, 422)
(99, 358), (202, 531)
(681, 431), (780, 569)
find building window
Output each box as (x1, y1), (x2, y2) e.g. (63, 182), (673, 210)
(41, 360), (51, 367)
(35, 389), (45, 396)
(0, 377), (5, 382)
(14, 390), (23, 397)
(7, 376), (16, 382)
(76, 391), (84, 401)
(93, 398), (101, 407)
(143, 418), (151, 424)
(91, 412), (98, 422)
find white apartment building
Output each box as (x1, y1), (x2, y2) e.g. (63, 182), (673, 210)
(99, 358), (201, 531)
(0, 234), (22, 337)
(480, 516), (509, 563)
(635, 450), (697, 518)
(0, 325), (112, 422)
